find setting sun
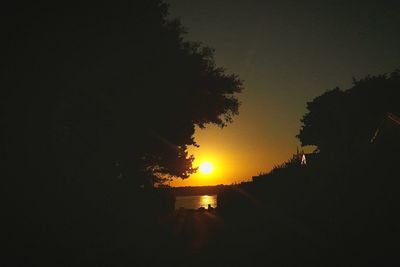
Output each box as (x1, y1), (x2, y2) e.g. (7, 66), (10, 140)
(199, 162), (213, 175)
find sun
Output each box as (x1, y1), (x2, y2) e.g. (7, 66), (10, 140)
(199, 162), (213, 175)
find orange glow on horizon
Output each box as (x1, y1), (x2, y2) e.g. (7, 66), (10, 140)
(169, 123), (302, 187)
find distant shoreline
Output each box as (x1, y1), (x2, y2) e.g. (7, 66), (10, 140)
(158, 184), (228, 196)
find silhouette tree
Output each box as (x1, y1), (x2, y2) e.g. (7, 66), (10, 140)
(3, 0), (243, 190)
(297, 70), (400, 158)
(2, 2), (242, 263)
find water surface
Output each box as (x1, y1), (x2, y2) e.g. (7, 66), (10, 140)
(175, 195), (217, 210)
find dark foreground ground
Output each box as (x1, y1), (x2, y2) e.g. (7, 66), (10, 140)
(6, 144), (400, 266)
(123, 206), (397, 267)
(6, 193), (399, 267)
(158, 209), (398, 267)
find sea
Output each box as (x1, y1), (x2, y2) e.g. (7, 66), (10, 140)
(175, 195), (217, 210)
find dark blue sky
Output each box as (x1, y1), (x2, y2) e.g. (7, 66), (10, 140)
(167, 0), (400, 185)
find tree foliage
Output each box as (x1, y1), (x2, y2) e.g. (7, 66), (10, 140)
(3, 0), (243, 188)
(297, 70), (400, 156)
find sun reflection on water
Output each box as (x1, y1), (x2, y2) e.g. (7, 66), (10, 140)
(175, 195), (218, 210)
(199, 195), (217, 208)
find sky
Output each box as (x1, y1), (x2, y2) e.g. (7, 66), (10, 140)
(167, 0), (400, 186)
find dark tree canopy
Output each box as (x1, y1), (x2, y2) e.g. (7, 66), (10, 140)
(3, 0), (243, 188)
(297, 70), (400, 156)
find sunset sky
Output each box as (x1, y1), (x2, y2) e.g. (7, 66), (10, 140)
(167, 0), (400, 186)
